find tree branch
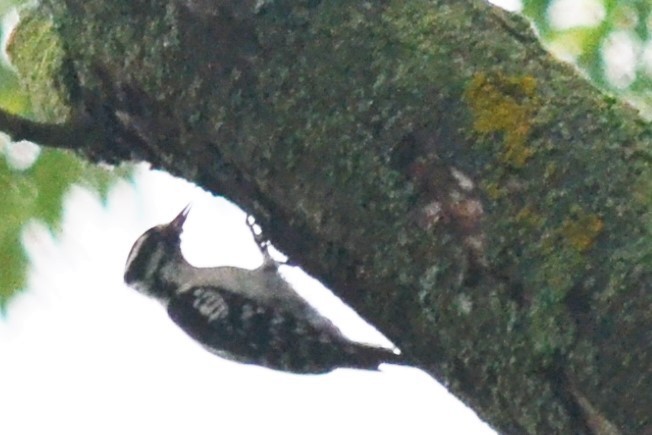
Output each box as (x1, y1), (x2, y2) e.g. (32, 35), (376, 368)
(0, 106), (85, 149)
(5, 0), (650, 433)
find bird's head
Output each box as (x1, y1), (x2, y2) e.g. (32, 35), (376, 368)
(124, 205), (190, 298)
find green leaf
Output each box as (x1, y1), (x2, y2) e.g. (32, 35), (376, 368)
(0, 67), (31, 115)
(522, 0), (651, 110)
(0, 146), (133, 309)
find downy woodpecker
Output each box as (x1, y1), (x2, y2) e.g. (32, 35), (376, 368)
(124, 206), (406, 374)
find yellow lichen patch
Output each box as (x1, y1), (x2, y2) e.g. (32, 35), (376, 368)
(561, 212), (604, 252)
(481, 180), (505, 200)
(516, 205), (545, 228)
(464, 73), (538, 167)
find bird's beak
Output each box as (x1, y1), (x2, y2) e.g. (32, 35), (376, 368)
(168, 204), (191, 233)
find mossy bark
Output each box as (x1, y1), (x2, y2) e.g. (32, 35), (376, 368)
(5, 0), (651, 433)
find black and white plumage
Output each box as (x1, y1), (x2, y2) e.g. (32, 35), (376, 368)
(124, 206), (405, 374)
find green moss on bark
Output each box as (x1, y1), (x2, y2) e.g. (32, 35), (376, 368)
(7, 10), (74, 122)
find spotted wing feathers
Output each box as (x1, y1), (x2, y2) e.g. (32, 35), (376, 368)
(166, 286), (403, 373)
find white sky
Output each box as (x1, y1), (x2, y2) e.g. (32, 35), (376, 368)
(489, 0), (521, 12)
(0, 165), (496, 435)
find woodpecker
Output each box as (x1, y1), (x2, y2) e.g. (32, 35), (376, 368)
(124, 206), (406, 374)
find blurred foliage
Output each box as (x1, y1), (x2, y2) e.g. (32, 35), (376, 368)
(0, 1), (30, 115)
(522, 0), (652, 115)
(0, 0), (130, 309)
(0, 147), (130, 309)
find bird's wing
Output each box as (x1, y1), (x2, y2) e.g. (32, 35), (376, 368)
(167, 285), (367, 373)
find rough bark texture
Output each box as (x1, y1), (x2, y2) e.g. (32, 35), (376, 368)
(4, 0), (651, 433)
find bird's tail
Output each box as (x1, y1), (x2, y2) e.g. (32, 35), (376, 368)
(346, 343), (411, 371)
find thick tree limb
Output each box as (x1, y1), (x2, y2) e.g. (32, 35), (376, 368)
(0, 106), (89, 149)
(5, 1), (651, 433)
